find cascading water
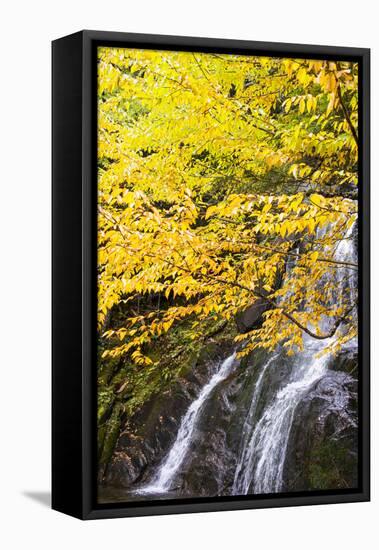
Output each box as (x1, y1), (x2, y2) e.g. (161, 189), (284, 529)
(232, 337), (334, 494)
(125, 223), (357, 500)
(232, 353), (279, 492)
(232, 223), (357, 495)
(138, 352), (237, 494)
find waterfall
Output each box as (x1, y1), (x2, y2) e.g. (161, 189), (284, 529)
(232, 223), (357, 495)
(232, 353), (278, 492)
(131, 223), (357, 499)
(138, 352), (237, 494)
(232, 339), (333, 494)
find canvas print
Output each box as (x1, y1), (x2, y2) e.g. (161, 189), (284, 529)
(96, 47), (359, 503)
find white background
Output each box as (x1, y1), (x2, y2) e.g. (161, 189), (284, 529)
(1, 1), (377, 548)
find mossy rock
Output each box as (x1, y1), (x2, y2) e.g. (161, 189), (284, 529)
(99, 402), (123, 472)
(283, 371), (358, 491)
(308, 437), (357, 489)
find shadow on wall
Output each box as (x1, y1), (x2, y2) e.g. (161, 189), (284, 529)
(22, 491), (51, 508)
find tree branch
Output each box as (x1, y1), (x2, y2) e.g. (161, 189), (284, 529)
(336, 83), (359, 147)
(99, 206), (356, 342)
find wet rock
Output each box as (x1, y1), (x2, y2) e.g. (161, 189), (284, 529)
(102, 338), (237, 489)
(173, 375), (240, 497)
(170, 350), (293, 497)
(283, 370), (358, 491)
(101, 330), (359, 497)
(236, 299), (271, 333)
(329, 347), (358, 375)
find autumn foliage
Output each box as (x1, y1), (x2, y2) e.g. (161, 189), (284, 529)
(97, 48), (358, 366)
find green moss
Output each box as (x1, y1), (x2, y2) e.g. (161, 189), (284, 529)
(97, 386), (115, 424)
(308, 438), (355, 490)
(97, 315), (236, 470)
(99, 402), (123, 468)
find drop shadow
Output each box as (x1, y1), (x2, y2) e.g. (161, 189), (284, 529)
(22, 491), (51, 508)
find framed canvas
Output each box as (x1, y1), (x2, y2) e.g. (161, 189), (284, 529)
(52, 30), (370, 520)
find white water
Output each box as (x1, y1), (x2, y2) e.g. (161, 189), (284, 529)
(232, 224), (357, 495)
(232, 338), (333, 494)
(139, 352), (237, 494)
(232, 353), (278, 493)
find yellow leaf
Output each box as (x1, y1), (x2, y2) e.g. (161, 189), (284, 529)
(310, 251), (319, 262)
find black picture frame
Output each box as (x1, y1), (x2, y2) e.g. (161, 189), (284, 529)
(52, 30), (370, 520)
